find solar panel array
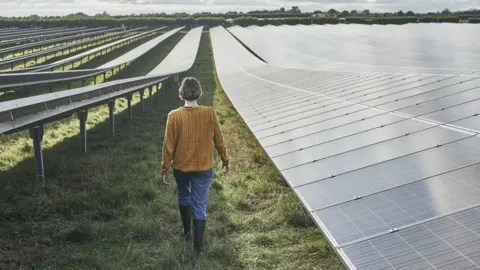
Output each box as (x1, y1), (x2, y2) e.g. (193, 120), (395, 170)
(210, 25), (480, 270)
(0, 26), (116, 58)
(1, 26), (203, 135)
(0, 27), (176, 91)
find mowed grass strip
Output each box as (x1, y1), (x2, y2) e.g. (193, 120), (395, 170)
(0, 31), (345, 269)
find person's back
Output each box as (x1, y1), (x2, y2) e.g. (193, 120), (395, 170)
(162, 105), (228, 174)
(161, 77), (228, 257)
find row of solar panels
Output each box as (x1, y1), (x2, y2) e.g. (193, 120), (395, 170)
(210, 25), (480, 270)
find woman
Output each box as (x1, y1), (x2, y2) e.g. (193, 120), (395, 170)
(161, 77), (229, 256)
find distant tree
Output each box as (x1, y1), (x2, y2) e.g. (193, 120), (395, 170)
(290, 6), (301, 13)
(279, 7), (285, 12)
(397, 10), (404, 16)
(313, 10), (324, 14)
(361, 9), (370, 16)
(406, 11), (415, 16)
(442, 8), (451, 14)
(340, 10), (350, 17)
(350, 10), (358, 16)
(328, 9), (339, 14)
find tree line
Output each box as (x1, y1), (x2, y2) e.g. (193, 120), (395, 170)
(0, 8), (479, 28)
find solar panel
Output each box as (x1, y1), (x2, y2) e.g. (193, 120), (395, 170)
(227, 24), (480, 74)
(210, 25), (480, 270)
(98, 27), (184, 69)
(341, 206), (480, 269)
(148, 26), (203, 75)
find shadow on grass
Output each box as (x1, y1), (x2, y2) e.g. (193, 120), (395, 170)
(0, 32), (243, 269)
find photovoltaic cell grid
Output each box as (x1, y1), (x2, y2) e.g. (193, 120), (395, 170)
(227, 24), (480, 75)
(210, 26), (480, 270)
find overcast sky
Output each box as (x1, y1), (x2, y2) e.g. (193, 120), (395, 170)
(1, 0), (479, 17)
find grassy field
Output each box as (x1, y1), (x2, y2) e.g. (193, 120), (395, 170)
(0, 31), (344, 269)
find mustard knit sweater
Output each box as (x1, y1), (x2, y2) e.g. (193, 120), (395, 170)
(161, 106), (229, 175)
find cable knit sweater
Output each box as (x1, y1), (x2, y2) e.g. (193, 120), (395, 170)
(161, 106), (229, 175)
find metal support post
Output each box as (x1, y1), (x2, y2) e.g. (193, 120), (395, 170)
(156, 85), (160, 102)
(29, 126), (45, 180)
(140, 89), (145, 113)
(127, 95), (132, 122)
(149, 86), (153, 105)
(108, 100), (115, 135)
(78, 110), (88, 153)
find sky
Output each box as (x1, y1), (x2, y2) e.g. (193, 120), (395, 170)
(0, 0), (479, 17)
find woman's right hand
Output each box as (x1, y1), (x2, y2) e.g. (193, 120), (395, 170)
(162, 174), (169, 185)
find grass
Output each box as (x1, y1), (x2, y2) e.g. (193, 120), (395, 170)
(0, 31), (345, 269)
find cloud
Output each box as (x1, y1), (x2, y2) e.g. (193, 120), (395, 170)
(0, 0), (478, 16)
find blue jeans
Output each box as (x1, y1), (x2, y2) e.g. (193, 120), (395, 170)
(173, 169), (213, 220)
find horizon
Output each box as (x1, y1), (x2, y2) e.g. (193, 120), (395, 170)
(1, 0), (479, 18)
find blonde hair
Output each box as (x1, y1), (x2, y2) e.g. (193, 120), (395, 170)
(178, 77), (202, 101)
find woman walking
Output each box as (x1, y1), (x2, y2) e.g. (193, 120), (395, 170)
(161, 77), (229, 256)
